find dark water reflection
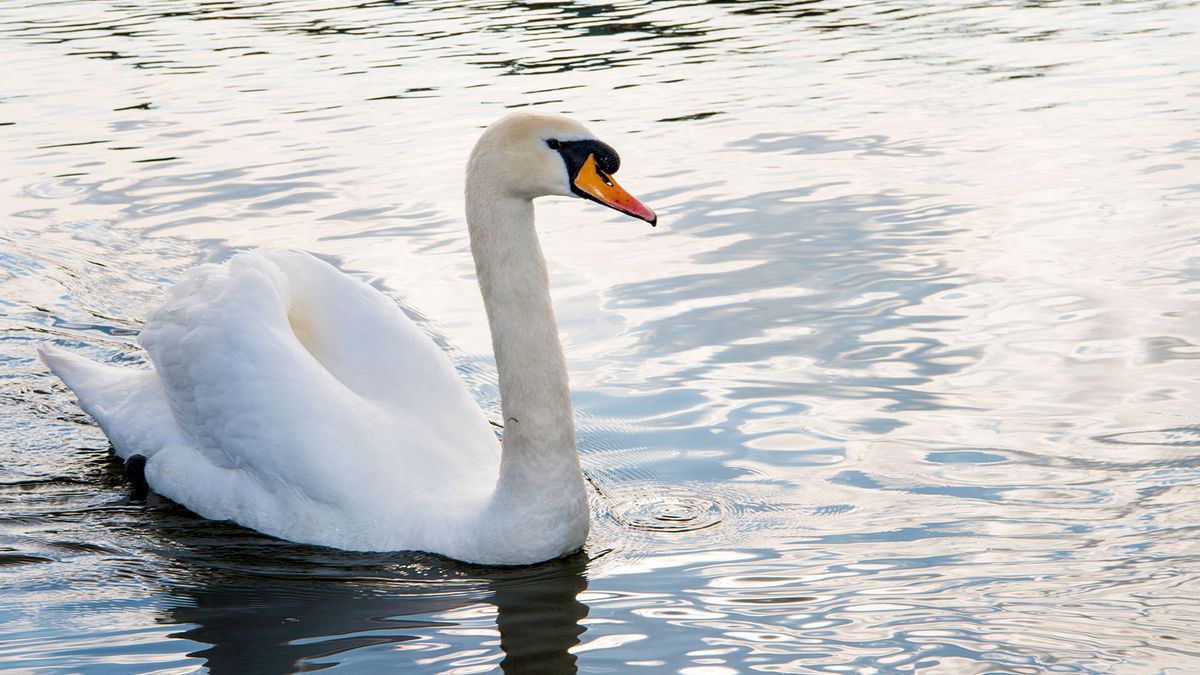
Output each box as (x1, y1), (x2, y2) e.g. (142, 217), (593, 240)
(3, 0), (1200, 672)
(167, 545), (588, 673)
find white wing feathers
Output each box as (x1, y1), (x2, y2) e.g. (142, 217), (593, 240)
(43, 252), (500, 549)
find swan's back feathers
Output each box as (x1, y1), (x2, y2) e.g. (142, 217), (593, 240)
(137, 253), (363, 478)
(138, 251), (498, 497)
(49, 251), (501, 551)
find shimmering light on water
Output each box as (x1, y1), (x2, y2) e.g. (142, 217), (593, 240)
(2, 0), (1199, 672)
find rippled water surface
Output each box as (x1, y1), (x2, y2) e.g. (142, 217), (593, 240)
(3, 1), (1200, 672)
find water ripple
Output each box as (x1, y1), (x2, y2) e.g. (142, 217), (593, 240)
(3, 0), (1200, 672)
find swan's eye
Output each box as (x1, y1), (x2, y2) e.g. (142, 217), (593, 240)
(546, 139), (563, 150)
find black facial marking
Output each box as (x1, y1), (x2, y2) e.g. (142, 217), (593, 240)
(546, 138), (621, 181)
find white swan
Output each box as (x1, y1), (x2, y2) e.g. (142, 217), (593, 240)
(39, 112), (657, 565)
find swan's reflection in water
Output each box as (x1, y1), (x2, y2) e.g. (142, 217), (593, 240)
(157, 520), (589, 673)
(493, 557), (588, 673)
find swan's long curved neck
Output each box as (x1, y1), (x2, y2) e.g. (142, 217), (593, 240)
(466, 178), (586, 528)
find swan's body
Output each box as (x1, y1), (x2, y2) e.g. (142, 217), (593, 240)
(40, 112), (656, 565)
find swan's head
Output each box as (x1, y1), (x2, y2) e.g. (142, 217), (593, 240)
(469, 112), (657, 226)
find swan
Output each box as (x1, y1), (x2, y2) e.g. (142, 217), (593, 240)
(38, 112), (657, 565)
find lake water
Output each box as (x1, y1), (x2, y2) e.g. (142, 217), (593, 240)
(3, 0), (1199, 672)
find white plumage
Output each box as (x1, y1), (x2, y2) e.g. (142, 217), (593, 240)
(40, 112), (655, 565)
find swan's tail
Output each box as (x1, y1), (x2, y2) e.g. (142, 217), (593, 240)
(39, 344), (127, 404)
(39, 344), (174, 459)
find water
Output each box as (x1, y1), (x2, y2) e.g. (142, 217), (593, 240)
(2, 0), (1199, 671)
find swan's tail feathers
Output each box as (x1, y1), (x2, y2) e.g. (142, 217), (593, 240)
(39, 344), (129, 405)
(38, 344), (175, 460)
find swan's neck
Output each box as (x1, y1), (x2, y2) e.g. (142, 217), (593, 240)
(466, 179), (587, 540)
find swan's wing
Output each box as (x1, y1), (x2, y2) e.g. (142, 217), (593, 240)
(137, 252), (498, 512)
(261, 251), (501, 468)
(260, 251), (483, 411)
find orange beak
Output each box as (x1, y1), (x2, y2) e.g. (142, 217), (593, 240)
(572, 154), (657, 226)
